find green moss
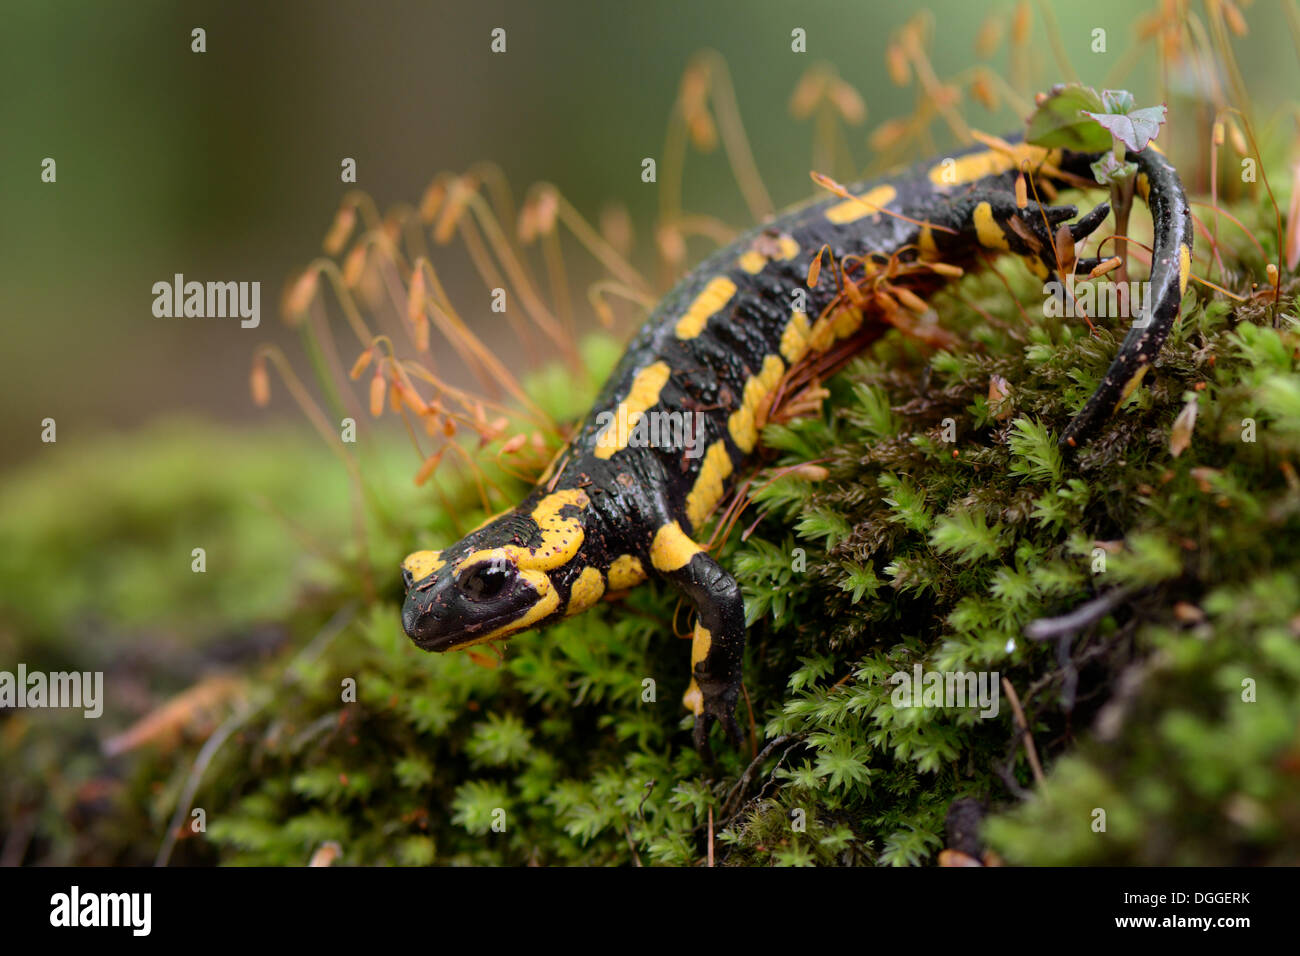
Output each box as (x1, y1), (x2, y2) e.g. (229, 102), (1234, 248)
(5, 190), (1300, 866)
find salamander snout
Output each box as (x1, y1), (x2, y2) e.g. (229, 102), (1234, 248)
(400, 546), (555, 652)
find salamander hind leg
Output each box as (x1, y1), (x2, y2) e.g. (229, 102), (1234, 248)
(649, 521), (746, 760)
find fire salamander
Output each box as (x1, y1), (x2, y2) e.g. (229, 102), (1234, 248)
(401, 135), (1192, 756)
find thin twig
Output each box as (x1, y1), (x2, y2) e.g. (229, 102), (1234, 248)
(622, 823), (643, 867)
(706, 806), (715, 867)
(721, 733), (803, 820)
(637, 779), (656, 821)
(1001, 677), (1045, 786)
(154, 705), (250, 867)
(1025, 587), (1135, 641)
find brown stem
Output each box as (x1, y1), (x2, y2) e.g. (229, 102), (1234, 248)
(1112, 174), (1136, 290)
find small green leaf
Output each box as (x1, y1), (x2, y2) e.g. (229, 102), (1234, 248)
(1089, 152), (1138, 186)
(930, 509), (1006, 563)
(1099, 89), (1136, 114)
(1008, 417), (1063, 484)
(1025, 83), (1109, 150)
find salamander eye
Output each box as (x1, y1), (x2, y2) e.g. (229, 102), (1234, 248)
(460, 561), (512, 600)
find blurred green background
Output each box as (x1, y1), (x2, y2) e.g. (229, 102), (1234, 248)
(4, 0), (1297, 470)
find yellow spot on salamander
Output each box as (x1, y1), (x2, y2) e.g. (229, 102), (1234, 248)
(1136, 172), (1150, 202)
(402, 550), (443, 583)
(919, 223), (938, 258)
(1116, 364), (1150, 408)
(650, 521), (702, 573)
(682, 622), (713, 716)
(737, 235), (800, 273)
(691, 622), (712, 667)
(728, 353), (786, 453)
(457, 488), (590, 574)
(685, 440), (734, 530)
(831, 304), (864, 339)
(675, 276), (737, 339)
(1178, 245), (1190, 297)
(607, 554), (646, 590)
(780, 310), (811, 364)
(1022, 254), (1050, 280)
(565, 566), (605, 616)
(974, 201), (1010, 251)
(531, 488), (588, 539)
(809, 316), (836, 352)
(824, 184), (897, 225)
(927, 145), (1060, 188)
(808, 304), (864, 354)
(594, 361), (672, 459)
(683, 680), (703, 716)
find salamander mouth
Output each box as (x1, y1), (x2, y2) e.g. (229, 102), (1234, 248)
(402, 599), (523, 652)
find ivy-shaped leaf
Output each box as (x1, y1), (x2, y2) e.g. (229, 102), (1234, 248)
(1083, 102), (1167, 154)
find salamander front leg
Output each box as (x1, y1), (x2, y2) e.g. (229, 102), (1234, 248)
(650, 522), (746, 758)
(678, 553), (746, 759)
(1016, 198), (1112, 282)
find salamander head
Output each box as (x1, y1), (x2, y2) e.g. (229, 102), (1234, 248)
(400, 488), (591, 652)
